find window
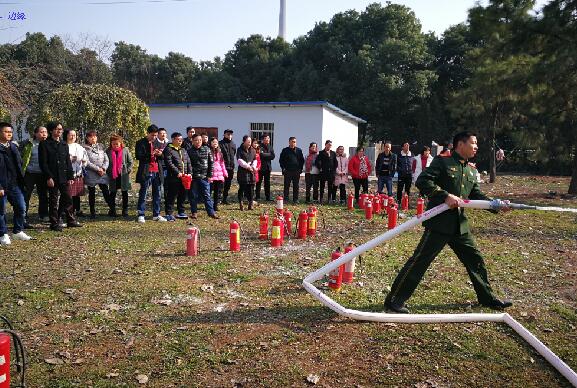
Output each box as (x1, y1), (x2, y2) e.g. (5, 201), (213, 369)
(250, 123), (274, 148)
(192, 127), (218, 139)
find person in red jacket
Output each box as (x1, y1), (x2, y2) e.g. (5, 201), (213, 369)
(348, 146), (372, 201)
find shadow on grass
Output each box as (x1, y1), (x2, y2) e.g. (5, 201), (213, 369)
(157, 304), (339, 329)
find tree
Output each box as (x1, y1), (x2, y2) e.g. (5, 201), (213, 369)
(223, 35), (292, 101)
(111, 41), (163, 103)
(448, 0), (537, 182)
(290, 3), (437, 144)
(524, 0), (577, 193)
(30, 84), (150, 147)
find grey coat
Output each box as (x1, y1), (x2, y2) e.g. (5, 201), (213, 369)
(84, 144), (110, 186)
(106, 147), (133, 191)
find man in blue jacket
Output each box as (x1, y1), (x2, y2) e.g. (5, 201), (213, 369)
(0, 122), (32, 244)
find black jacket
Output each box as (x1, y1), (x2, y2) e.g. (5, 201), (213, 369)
(375, 151), (397, 177)
(39, 137), (73, 184)
(135, 137), (164, 184)
(187, 144), (213, 180)
(0, 142), (24, 190)
(259, 143), (275, 172)
(163, 144), (192, 180)
(219, 138), (237, 171)
(236, 145), (256, 185)
(315, 149), (337, 177)
(397, 152), (414, 177)
(279, 146), (305, 173)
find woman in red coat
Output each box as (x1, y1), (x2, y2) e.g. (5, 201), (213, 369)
(348, 146), (372, 201)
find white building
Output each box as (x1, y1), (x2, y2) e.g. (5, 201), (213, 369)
(148, 101), (365, 172)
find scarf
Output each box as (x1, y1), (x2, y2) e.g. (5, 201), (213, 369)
(359, 156), (368, 177)
(305, 151), (317, 172)
(112, 147), (123, 179)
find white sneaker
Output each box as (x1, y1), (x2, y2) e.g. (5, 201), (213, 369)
(153, 215), (167, 222)
(0, 235), (11, 245)
(12, 231), (31, 241)
(137, 216), (145, 223)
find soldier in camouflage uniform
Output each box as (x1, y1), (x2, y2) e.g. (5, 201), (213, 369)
(384, 131), (512, 314)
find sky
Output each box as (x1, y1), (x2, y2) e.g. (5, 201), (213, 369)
(0, 0), (549, 62)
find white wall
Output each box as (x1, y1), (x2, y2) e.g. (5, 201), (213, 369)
(321, 107), (359, 159)
(149, 104), (359, 172)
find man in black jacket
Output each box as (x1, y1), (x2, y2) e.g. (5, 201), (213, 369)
(182, 126), (195, 152)
(315, 140), (338, 203)
(39, 121), (81, 231)
(375, 141), (397, 196)
(255, 134), (275, 201)
(0, 122), (32, 244)
(219, 129), (236, 204)
(188, 134), (219, 219)
(397, 142), (414, 203)
(163, 132), (192, 221)
(279, 136), (305, 204)
(135, 125), (166, 223)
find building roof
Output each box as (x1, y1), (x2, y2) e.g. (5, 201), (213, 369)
(148, 100), (366, 124)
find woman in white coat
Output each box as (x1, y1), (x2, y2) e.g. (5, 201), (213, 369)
(412, 146), (434, 184)
(334, 145), (349, 204)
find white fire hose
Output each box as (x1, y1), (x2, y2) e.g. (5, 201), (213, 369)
(302, 199), (577, 386)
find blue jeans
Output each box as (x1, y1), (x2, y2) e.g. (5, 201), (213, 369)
(0, 185), (26, 236)
(377, 176), (393, 196)
(189, 178), (215, 215)
(137, 173), (161, 217)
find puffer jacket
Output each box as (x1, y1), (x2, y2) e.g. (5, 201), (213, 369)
(163, 144), (192, 180)
(187, 144), (213, 180)
(209, 150), (228, 183)
(84, 143), (110, 186)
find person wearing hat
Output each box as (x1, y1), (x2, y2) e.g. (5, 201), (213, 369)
(219, 129), (236, 204)
(384, 131), (512, 314)
(315, 140), (338, 203)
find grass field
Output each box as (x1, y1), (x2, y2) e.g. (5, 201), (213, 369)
(1, 175), (576, 387)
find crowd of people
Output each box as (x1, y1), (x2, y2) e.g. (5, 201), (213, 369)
(0, 119), (438, 244)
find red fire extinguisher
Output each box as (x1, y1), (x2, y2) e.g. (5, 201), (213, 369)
(0, 316), (27, 388)
(359, 193), (368, 209)
(275, 195), (284, 217)
(364, 198), (373, 220)
(347, 192), (355, 210)
(271, 217), (283, 247)
(342, 243), (356, 284)
(229, 220), (240, 252)
(296, 211), (308, 239)
(186, 227), (200, 256)
(388, 205), (398, 230)
(0, 332), (10, 387)
(307, 206), (317, 236)
(373, 195), (381, 214)
(401, 192), (409, 211)
(380, 194), (388, 208)
(416, 197), (424, 216)
(328, 247), (344, 292)
(283, 210), (293, 237)
(259, 211), (269, 240)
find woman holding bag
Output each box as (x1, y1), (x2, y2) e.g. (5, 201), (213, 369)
(63, 128), (88, 217)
